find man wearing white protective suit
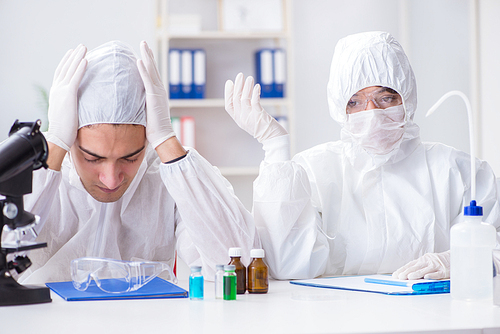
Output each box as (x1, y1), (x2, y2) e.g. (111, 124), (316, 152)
(9, 40), (258, 283)
(225, 31), (500, 280)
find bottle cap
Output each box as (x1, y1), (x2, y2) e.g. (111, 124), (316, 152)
(190, 265), (202, 273)
(464, 200), (483, 216)
(250, 249), (265, 258)
(216, 264), (225, 271)
(228, 247), (242, 257)
(224, 265), (236, 271)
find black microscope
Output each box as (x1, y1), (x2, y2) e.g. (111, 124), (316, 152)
(0, 120), (52, 306)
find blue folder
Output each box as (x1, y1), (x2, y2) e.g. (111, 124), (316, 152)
(273, 48), (286, 98)
(46, 277), (188, 301)
(169, 49), (182, 99)
(192, 49), (206, 99)
(255, 49), (274, 98)
(180, 49), (193, 99)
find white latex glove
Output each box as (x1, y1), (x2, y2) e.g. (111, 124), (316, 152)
(224, 73), (288, 143)
(46, 44), (88, 151)
(136, 41), (175, 149)
(392, 251), (450, 280)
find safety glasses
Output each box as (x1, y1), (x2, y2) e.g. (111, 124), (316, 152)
(346, 87), (402, 114)
(71, 257), (177, 294)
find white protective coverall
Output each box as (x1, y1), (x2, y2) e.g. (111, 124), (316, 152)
(251, 31), (500, 279)
(10, 41), (258, 284)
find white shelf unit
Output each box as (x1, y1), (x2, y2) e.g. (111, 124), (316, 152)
(155, 0), (294, 178)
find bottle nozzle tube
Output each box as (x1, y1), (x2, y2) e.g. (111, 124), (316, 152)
(426, 91), (477, 202)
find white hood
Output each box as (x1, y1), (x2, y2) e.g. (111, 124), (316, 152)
(327, 31), (417, 125)
(77, 41), (146, 128)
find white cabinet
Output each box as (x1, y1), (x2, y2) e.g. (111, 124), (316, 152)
(154, 0), (294, 193)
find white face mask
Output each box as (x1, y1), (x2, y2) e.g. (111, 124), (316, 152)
(343, 105), (406, 155)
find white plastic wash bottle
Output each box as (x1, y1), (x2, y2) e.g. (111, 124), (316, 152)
(450, 200), (496, 301)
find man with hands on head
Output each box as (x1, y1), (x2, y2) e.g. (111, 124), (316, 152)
(225, 31), (500, 281)
(11, 40), (258, 283)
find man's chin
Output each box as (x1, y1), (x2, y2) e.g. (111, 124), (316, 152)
(92, 194), (123, 203)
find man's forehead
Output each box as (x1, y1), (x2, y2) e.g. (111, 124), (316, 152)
(77, 124), (146, 157)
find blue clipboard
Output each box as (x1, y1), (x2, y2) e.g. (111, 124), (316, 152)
(290, 274), (450, 295)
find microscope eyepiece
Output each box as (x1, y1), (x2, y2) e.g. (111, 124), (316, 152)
(0, 120), (48, 183)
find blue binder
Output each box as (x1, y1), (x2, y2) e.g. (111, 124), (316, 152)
(255, 49), (274, 98)
(169, 49), (181, 99)
(180, 49), (193, 99)
(273, 49), (286, 98)
(46, 277), (188, 301)
(192, 49), (206, 99)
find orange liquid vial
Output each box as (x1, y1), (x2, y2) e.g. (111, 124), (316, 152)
(228, 247), (246, 294)
(247, 249), (268, 294)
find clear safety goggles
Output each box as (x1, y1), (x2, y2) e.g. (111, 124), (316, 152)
(71, 257), (177, 294)
(346, 87), (402, 114)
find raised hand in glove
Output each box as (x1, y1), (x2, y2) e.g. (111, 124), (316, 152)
(136, 41), (175, 149)
(224, 73), (287, 143)
(46, 44), (88, 152)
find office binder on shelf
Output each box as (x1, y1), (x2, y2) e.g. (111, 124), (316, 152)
(180, 49), (193, 98)
(255, 49), (274, 98)
(273, 49), (286, 98)
(181, 116), (195, 148)
(46, 277), (188, 301)
(169, 49), (181, 99)
(290, 274), (450, 295)
(171, 117), (181, 139)
(169, 48), (207, 100)
(192, 49), (206, 99)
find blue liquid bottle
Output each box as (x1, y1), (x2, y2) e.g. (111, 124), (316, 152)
(189, 266), (204, 300)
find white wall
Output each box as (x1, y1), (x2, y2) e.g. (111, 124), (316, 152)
(0, 0), (155, 138)
(479, 0), (500, 175)
(406, 0), (471, 155)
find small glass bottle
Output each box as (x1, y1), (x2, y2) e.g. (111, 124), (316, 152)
(228, 247), (246, 294)
(223, 264), (237, 300)
(247, 249), (269, 294)
(189, 266), (204, 300)
(214, 264), (225, 299)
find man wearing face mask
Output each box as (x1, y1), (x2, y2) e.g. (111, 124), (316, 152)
(224, 31), (500, 280)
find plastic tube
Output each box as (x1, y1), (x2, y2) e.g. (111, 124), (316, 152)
(425, 91), (476, 200)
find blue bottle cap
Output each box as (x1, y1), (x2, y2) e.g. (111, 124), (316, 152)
(464, 200), (483, 216)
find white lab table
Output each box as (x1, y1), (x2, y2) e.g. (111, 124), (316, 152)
(1, 279), (499, 334)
